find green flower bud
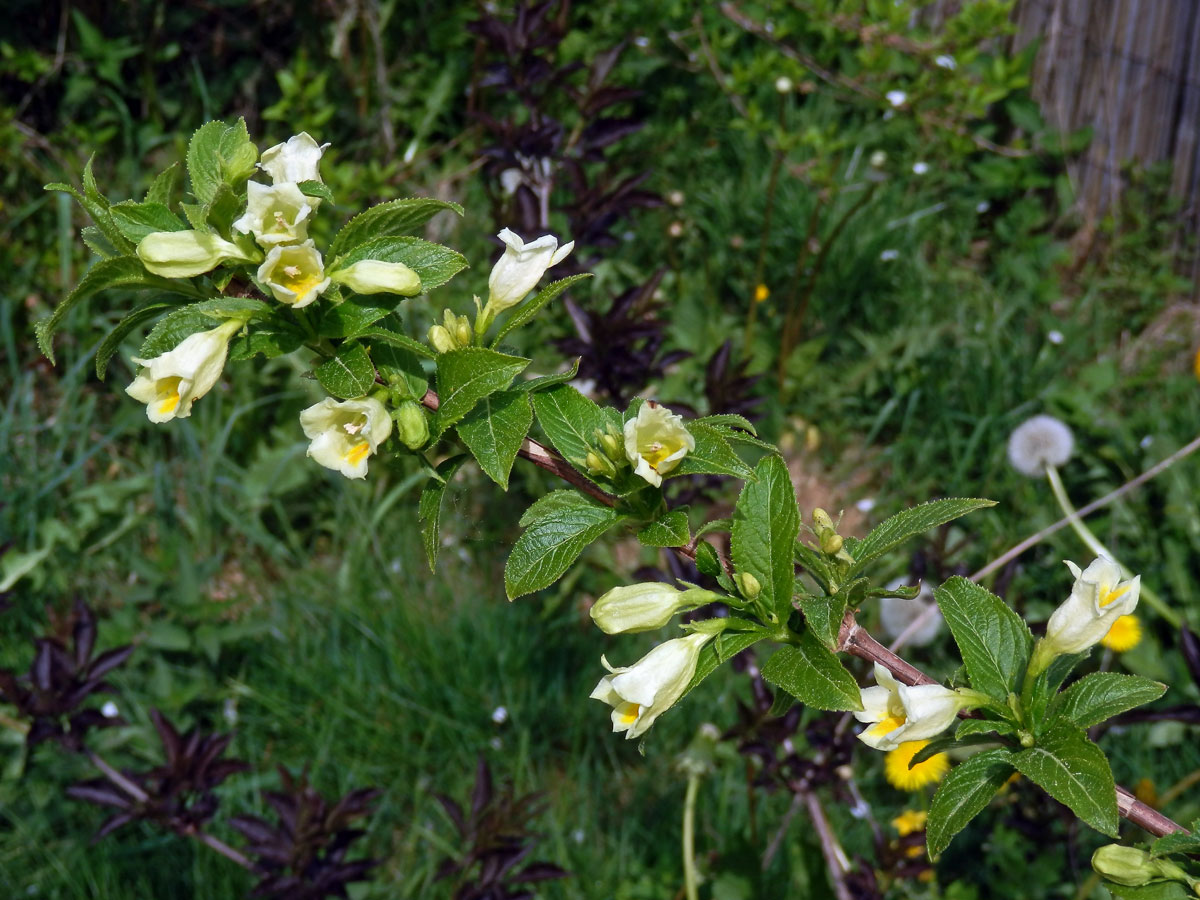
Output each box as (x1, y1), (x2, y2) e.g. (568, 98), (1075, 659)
(599, 430), (624, 463)
(736, 572), (761, 600)
(428, 324), (456, 354)
(331, 259), (422, 296)
(454, 318), (473, 348)
(820, 531), (844, 555)
(136, 230), (256, 278)
(585, 451), (616, 479)
(812, 508), (835, 532)
(395, 401), (430, 449)
(1092, 845), (1192, 887)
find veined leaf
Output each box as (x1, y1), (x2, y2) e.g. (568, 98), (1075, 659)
(760, 630), (862, 712)
(457, 390), (533, 490)
(681, 631), (767, 701)
(935, 576), (1032, 701)
(434, 347), (529, 434)
(329, 198), (464, 257)
(637, 509), (690, 547)
(314, 341), (376, 399)
(109, 201), (186, 243)
(491, 274), (592, 346)
(672, 423), (755, 481)
(927, 748), (1014, 856)
(730, 455), (799, 621)
(333, 236), (467, 292)
(531, 384), (613, 478)
(504, 496), (622, 599)
(1013, 722), (1118, 837)
(846, 498), (996, 574)
(95, 301), (175, 379)
(1049, 673), (1166, 729)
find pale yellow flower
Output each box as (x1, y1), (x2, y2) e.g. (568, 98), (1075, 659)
(125, 319), (242, 423)
(589, 633), (712, 739)
(299, 397), (392, 480)
(623, 402), (695, 487)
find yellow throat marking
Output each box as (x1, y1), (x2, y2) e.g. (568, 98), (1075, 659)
(1100, 582), (1131, 607)
(866, 714), (906, 739)
(345, 441), (371, 466)
(617, 703), (641, 726)
(642, 441), (673, 469)
(156, 376), (183, 415)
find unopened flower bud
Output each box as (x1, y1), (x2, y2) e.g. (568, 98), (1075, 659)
(454, 318), (473, 347)
(599, 430), (624, 462)
(428, 324), (456, 354)
(585, 451), (616, 479)
(820, 531), (844, 555)
(395, 401), (429, 449)
(813, 508), (835, 531)
(1092, 845), (1191, 888)
(331, 259), (422, 296)
(736, 572), (761, 600)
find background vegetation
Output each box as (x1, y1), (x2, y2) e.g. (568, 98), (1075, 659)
(2, 1), (1198, 897)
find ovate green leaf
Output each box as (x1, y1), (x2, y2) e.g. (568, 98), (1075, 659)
(760, 630), (862, 712)
(935, 576), (1032, 701)
(730, 454), (799, 621)
(927, 748), (1015, 856)
(434, 348), (529, 434)
(457, 390), (532, 490)
(505, 496), (621, 599)
(1013, 722), (1118, 836)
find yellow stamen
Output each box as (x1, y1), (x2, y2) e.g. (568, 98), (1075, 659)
(283, 264), (301, 278)
(866, 714), (906, 739)
(1100, 582), (1132, 607)
(616, 702), (641, 725)
(344, 441), (371, 466)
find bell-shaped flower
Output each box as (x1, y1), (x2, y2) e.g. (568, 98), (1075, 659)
(331, 259), (422, 296)
(486, 227), (574, 313)
(299, 397), (392, 480)
(623, 402), (695, 487)
(136, 230), (256, 278)
(854, 663), (978, 751)
(590, 633), (712, 739)
(257, 241), (331, 308)
(1042, 557), (1141, 657)
(590, 583), (718, 634)
(232, 181), (313, 247)
(258, 132), (330, 185)
(125, 318), (243, 423)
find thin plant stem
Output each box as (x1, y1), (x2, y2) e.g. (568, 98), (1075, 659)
(971, 432), (1200, 583)
(1, 713), (29, 735)
(682, 774), (700, 900)
(1045, 465), (1180, 628)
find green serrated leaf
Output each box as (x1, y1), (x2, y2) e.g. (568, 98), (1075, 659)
(356, 326), (435, 360)
(434, 348), (529, 434)
(910, 733), (1012, 767)
(314, 341), (376, 399)
(760, 630), (862, 711)
(109, 201), (187, 243)
(1150, 822), (1200, 858)
(1013, 722), (1118, 836)
(681, 632), (766, 701)
(694, 413), (757, 436)
(514, 358), (581, 393)
(318, 294), (405, 339)
(797, 592), (846, 649)
(1101, 882), (1194, 900)
(519, 490), (590, 527)
(793, 540), (837, 592)
(329, 198), (464, 258)
(144, 162), (180, 206)
(296, 179), (334, 203)
(80, 225), (119, 259)
(95, 301), (175, 379)
(334, 236), (467, 292)
(935, 576), (1032, 701)
(694, 541), (723, 579)
(504, 498), (621, 599)
(46, 176), (134, 257)
(531, 384), (612, 480)
(927, 748), (1014, 857)
(457, 390), (532, 490)
(372, 342), (427, 399)
(1049, 673), (1166, 729)
(187, 118), (255, 205)
(955, 718), (1018, 739)
(37, 258), (195, 363)
(491, 273), (592, 346)
(228, 326), (303, 362)
(637, 509), (691, 547)
(418, 455), (467, 571)
(731, 454), (799, 621)
(847, 498), (996, 574)
(673, 422), (756, 481)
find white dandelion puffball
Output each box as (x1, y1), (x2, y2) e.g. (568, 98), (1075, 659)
(880, 579), (943, 646)
(1007, 414), (1075, 477)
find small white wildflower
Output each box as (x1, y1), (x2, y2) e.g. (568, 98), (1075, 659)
(491, 706), (508, 724)
(775, 76), (794, 94)
(101, 701), (119, 719)
(879, 249), (899, 262)
(856, 497), (877, 512)
(634, 36), (649, 48)
(869, 151), (887, 168)
(223, 698), (238, 725)
(885, 90), (907, 107)
(935, 55), (957, 70)
(572, 828), (586, 844)
(1048, 330), (1064, 344)
(667, 190), (685, 207)
(1007, 414), (1075, 477)
(976, 200), (991, 213)
(1140, 435), (1153, 449)
(912, 161), (929, 175)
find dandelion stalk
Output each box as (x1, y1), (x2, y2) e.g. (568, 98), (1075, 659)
(682, 773), (700, 900)
(1045, 464), (1180, 628)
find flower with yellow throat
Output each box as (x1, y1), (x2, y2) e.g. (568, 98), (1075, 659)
(623, 401), (695, 487)
(885, 741), (950, 791)
(125, 318), (243, 423)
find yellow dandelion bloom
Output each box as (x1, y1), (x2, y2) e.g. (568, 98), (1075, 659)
(1100, 614), (1142, 653)
(891, 809), (927, 836)
(884, 740), (950, 791)
(753, 283), (770, 303)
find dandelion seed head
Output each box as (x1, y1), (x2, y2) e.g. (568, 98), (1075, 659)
(885, 90), (907, 107)
(912, 161), (929, 175)
(1007, 414), (1075, 477)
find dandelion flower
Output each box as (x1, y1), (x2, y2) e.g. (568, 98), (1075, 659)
(884, 740), (950, 791)
(1006, 414), (1074, 477)
(891, 809), (927, 836)
(1100, 614), (1142, 652)
(754, 283), (770, 303)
